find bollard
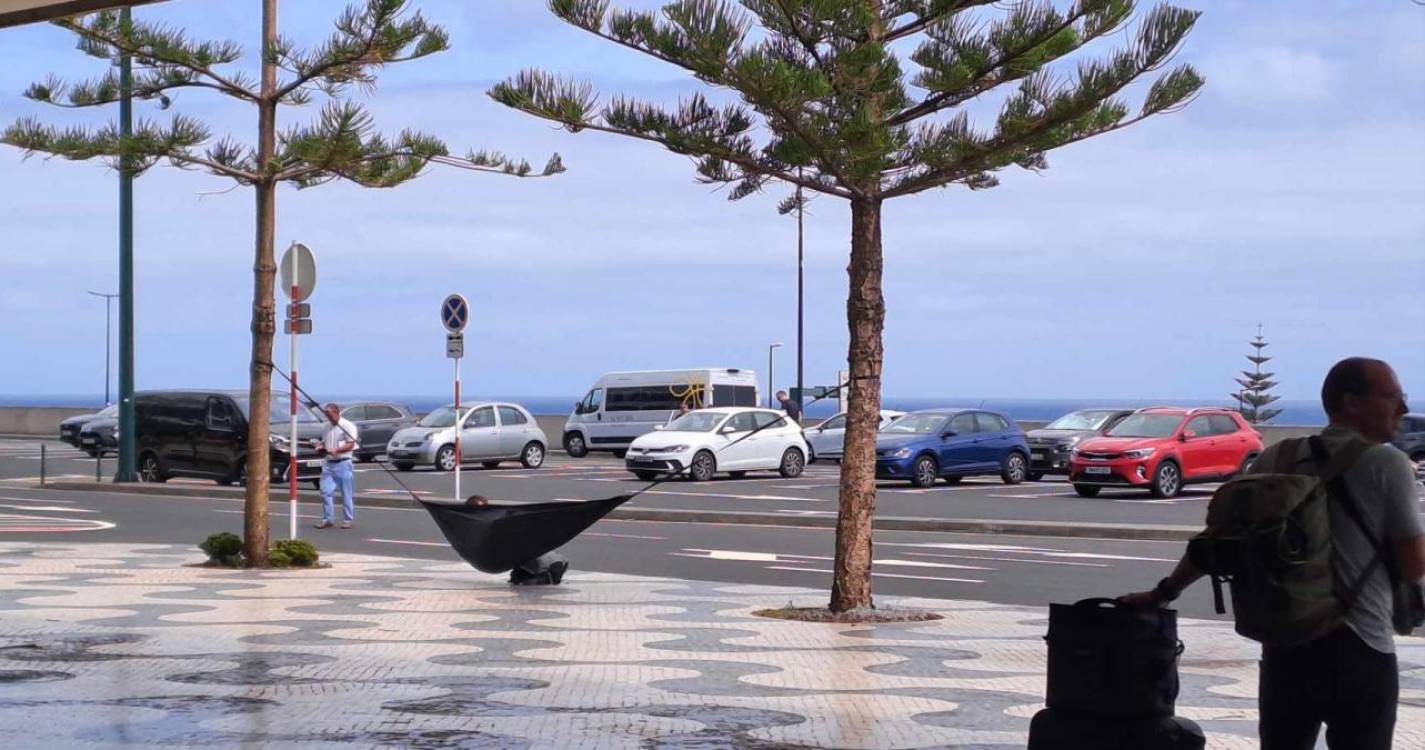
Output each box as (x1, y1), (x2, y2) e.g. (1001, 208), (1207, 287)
(40, 443), (46, 486)
(96, 451), (102, 482)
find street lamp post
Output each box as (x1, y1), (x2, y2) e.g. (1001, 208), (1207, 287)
(794, 169), (805, 417)
(767, 342), (783, 408)
(87, 291), (118, 404)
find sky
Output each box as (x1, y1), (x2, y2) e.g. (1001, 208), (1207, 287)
(0, 0), (1422, 405)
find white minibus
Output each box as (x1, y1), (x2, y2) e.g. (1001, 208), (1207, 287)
(562, 368), (759, 457)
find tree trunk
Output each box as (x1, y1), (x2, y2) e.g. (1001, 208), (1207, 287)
(830, 195), (885, 613)
(242, 0), (279, 568)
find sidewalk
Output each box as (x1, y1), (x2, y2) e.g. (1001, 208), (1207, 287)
(1, 542), (1420, 749)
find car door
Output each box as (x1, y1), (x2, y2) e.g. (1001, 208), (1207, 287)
(1208, 414), (1250, 476)
(750, 411), (792, 469)
(1178, 415), (1217, 479)
(973, 412), (1013, 470)
(496, 406), (532, 456)
(716, 412), (760, 470)
(460, 406), (500, 460)
(364, 404), (406, 452)
(937, 413), (979, 474)
(810, 413), (846, 457)
(340, 404), (369, 448)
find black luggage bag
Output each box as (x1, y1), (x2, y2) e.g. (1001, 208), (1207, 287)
(1028, 708), (1206, 750)
(1045, 597), (1184, 718)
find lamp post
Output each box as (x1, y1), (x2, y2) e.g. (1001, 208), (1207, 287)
(87, 291), (118, 404)
(794, 169), (805, 417)
(767, 342), (783, 408)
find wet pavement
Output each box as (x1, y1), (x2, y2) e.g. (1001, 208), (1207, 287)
(1, 542), (1421, 749)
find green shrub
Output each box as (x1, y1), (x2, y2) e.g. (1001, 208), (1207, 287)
(219, 553), (244, 568)
(200, 532), (242, 561)
(267, 549), (293, 568)
(270, 539), (319, 567)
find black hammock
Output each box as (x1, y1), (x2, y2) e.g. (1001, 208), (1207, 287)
(419, 495), (631, 574)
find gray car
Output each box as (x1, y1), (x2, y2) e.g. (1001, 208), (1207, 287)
(386, 402), (547, 472)
(1394, 413), (1425, 463)
(338, 402), (418, 462)
(1025, 408), (1133, 480)
(802, 410), (905, 463)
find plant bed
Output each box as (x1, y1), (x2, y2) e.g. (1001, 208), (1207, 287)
(195, 533), (326, 569)
(752, 606), (943, 624)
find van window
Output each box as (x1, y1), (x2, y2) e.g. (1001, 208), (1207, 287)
(578, 389), (603, 414)
(712, 385), (757, 407)
(606, 386), (683, 412)
(207, 397), (237, 430)
(497, 406), (528, 426)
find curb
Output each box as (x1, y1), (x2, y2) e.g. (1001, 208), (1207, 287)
(42, 480), (1198, 541)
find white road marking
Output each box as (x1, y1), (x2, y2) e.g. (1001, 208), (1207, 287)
(902, 550), (1106, 568)
(0, 512), (115, 532)
(642, 490), (827, 503)
(765, 566), (983, 584)
(367, 538), (447, 547)
(584, 531), (666, 540)
(0, 503), (96, 513)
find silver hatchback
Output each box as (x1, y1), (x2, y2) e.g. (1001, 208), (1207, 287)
(386, 402), (547, 472)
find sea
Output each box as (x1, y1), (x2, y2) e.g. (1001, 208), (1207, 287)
(1, 393), (1331, 426)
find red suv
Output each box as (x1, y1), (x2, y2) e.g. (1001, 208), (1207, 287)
(1068, 407), (1263, 498)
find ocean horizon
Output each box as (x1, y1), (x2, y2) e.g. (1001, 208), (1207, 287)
(0, 393), (1332, 426)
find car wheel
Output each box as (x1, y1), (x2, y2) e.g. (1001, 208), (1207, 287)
(521, 442), (545, 469)
(83, 448), (98, 459)
(1027, 471), (1045, 482)
(910, 455), (938, 488)
(729, 471), (747, 479)
(779, 448), (805, 478)
(1074, 484), (1101, 498)
(394, 461), (415, 472)
(435, 444), (457, 472)
(481, 461), (501, 469)
(138, 453), (166, 483)
(1237, 454), (1258, 477)
(1150, 461), (1182, 499)
(689, 451), (716, 481)
(633, 470), (660, 481)
(564, 432), (588, 458)
(309, 480), (321, 490)
(1000, 452), (1028, 485)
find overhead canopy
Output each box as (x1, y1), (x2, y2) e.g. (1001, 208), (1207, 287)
(0, 0), (164, 29)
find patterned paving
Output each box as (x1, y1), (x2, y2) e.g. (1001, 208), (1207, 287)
(0, 543), (1420, 749)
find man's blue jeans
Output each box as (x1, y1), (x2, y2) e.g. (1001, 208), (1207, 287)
(320, 459), (355, 523)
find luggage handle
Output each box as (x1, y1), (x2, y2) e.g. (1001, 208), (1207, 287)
(1074, 597), (1128, 609)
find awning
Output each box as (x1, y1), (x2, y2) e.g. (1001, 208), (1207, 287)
(1, 1), (165, 29)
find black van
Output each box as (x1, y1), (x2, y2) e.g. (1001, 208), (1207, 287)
(135, 390), (327, 486)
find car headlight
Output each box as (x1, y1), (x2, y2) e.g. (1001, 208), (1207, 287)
(1070, 449), (1081, 459)
(269, 434), (290, 452)
(1055, 436), (1081, 451)
(110, 427), (119, 437)
(1123, 448), (1156, 459)
(656, 445), (689, 453)
(891, 447), (914, 458)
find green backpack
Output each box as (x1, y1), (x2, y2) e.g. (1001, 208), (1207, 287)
(1187, 436), (1372, 647)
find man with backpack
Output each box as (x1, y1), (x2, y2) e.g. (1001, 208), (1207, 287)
(1121, 357), (1424, 749)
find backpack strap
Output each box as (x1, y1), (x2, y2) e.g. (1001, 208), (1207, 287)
(1307, 436), (1396, 612)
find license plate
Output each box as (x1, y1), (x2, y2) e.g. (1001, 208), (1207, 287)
(1031, 450), (1046, 459)
(1085, 466), (1111, 475)
(81, 437), (96, 444)
(305, 460), (323, 468)
(390, 451), (409, 458)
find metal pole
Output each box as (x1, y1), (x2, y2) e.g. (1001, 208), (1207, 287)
(40, 444), (46, 487)
(116, 5), (137, 482)
(768, 346), (773, 408)
(289, 246), (299, 540)
(88, 292), (118, 405)
(454, 357), (461, 503)
(796, 169), (804, 417)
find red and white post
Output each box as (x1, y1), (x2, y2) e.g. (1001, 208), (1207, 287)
(288, 263), (300, 540)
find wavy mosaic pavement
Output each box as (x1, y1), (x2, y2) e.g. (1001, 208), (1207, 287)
(0, 543), (1421, 749)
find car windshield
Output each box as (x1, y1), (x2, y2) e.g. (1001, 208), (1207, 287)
(97, 404), (118, 418)
(1046, 410), (1119, 431)
(881, 413), (947, 435)
(235, 396), (322, 424)
(418, 406), (465, 428)
(665, 412), (725, 432)
(1107, 414), (1183, 438)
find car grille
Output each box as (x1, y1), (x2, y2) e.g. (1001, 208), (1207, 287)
(1078, 451), (1122, 460)
(404, 441), (423, 448)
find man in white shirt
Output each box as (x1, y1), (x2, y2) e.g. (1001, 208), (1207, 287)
(314, 403), (360, 530)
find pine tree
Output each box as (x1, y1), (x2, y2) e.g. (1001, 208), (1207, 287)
(491, 0), (1203, 612)
(3, 0), (562, 566)
(1232, 324), (1282, 424)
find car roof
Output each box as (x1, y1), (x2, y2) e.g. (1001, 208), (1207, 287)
(692, 406), (778, 415)
(907, 407), (976, 416)
(437, 401), (527, 410)
(1133, 406), (1238, 416)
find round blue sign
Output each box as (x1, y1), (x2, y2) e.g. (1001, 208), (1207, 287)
(441, 294), (469, 332)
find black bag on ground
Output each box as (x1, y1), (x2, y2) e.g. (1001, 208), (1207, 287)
(1045, 598), (1183, 718)
(1028, 708), (1205, 750)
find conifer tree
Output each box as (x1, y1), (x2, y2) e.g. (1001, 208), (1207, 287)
(1232, 324), (1282, 424)
(3, 0), (561, 566)
(491, 0), (1203, 612)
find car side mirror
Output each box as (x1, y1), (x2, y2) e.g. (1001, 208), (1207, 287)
(719, 426), (735, 435)
(653, 424), (664, 431)
(1181, 430), (1195, 441)
(941, 430), (956, 439)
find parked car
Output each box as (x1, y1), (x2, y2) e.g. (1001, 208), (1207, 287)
(564, 368), (759, 458)
(386, 402), (546, 472)
(624, 407), (808, 481)
(77, 413), (118, 457)
(1068, 407), (1263, 499)
(874, 408), (1030, 488)
(59, 403), (115, 448)
(1393, 413), (1425, 463)
(134, 390), (325, 486)
(339, 402), (417, 462)
(1025, 408), (1134, 480)
(803, 410), (905, 463)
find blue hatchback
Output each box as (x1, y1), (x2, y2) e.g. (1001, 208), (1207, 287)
(874, 409), (1031, 488)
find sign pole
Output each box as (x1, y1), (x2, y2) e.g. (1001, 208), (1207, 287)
(288, 245), (299, 540)
(440, 294), (469, 504)
(454, 356), (461, 503)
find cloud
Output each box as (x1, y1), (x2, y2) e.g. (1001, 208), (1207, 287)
(1205, 46), (1342, 110)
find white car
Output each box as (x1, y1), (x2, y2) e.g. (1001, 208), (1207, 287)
(803, 410), (906, 462)
(624, 407), (809, 481)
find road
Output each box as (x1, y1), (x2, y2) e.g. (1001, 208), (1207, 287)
(2, 438), (1421, 621)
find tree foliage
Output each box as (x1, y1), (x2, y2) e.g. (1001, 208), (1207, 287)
(1232, 325), (1282, 425)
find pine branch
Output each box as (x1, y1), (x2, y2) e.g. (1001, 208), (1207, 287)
(1, 114), (255, 182)
(53, 12), (257, 102)
(274, 0), (451, 101)
(882, 1), (1000, 43)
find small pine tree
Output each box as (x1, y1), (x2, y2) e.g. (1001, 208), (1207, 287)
(1232, 324), (1282, 424)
